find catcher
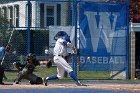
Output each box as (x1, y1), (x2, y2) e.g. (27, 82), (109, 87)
(13, 53), (52, 84)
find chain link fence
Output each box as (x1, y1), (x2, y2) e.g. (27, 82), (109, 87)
(0, 0), (77, 82)
(0, 0), (130, 82)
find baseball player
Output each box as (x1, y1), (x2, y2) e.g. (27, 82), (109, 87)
(0, 44), (11, 85)
(13, 53), (52, 84)
(43, 35), (86, 86)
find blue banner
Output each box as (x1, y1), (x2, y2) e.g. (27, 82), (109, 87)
(79, 2), (129, 71)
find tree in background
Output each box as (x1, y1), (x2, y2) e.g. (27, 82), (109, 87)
(130, 0), (140, 23)
(0, 14), (11, 46)
(106, 0), (140, 23)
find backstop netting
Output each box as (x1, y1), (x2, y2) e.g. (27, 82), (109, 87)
(0, 0), (130, 82)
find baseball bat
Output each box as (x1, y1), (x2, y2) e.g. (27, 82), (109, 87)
(69, 26), (75, 46)
(79, 28), (86, 48)
(1, 29), (14, 65)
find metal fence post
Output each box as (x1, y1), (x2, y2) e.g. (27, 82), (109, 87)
(27, 0), (31, 54)
(72, 0), (78, 75)
(126, 0), (130, 80)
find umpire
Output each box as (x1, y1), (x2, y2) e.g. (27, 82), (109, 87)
(13, 53), (52, 84)
(0, 44), (11, 85)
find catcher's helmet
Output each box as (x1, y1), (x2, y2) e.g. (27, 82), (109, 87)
(54, 31), (68, 40)
(26, 53), (36, 60)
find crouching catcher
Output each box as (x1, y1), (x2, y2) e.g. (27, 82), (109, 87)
(13, 53), (52, 84)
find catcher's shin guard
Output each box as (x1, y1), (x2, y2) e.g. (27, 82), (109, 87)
(14, 71), (24, 84)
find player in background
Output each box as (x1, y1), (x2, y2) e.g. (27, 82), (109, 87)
(0, 44), (11, 85)
(13, 53), (52, 84)
(43, 35), (86, 86)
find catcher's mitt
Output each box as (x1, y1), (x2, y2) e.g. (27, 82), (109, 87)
(46, 59), (52, 68)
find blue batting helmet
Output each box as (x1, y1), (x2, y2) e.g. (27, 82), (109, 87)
(63, 35), (71, 43)
(54, 31), (68, 40)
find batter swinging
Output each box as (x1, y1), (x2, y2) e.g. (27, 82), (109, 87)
(43, 34), (86, 86)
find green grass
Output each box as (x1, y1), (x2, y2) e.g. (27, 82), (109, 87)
(4, 71), (17, 82)
(4, 66), (110, 82)
(4, 66), (140, 83)
(78, 71), (110, 79)
(4, 67), (54, 82)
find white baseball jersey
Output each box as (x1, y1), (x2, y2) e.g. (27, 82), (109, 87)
(53, 38), (67, 57)
(53, 38), (73, 79)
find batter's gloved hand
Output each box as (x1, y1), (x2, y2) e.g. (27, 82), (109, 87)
(72, 47), (77, 54)
(46, 59), (52, 68)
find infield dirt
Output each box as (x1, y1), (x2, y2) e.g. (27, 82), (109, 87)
(0, 83), (140, 92)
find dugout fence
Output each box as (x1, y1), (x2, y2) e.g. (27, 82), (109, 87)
(0, 0), (130, 82)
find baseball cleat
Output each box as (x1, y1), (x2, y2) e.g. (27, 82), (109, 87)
(76, 82), (87, 86)
(43, 78), (48, 86)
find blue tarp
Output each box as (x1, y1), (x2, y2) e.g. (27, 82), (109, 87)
(79, 2), (129, 71)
